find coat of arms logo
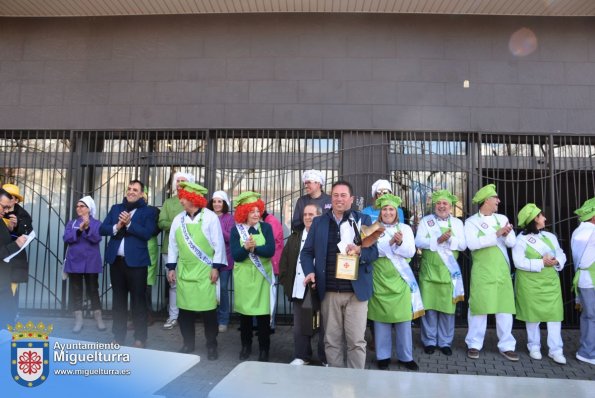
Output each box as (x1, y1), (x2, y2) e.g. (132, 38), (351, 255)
(8, 321), (53, 388)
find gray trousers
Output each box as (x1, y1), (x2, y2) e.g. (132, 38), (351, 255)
(421, 310), (455, 348)
(578, 287), (595, 360)
(292, 299), (326, 363)
(374, 320), (413, 362)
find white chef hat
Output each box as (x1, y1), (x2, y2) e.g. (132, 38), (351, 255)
(78, 196), (97, 218)
(301, 169), (325, 186)
(173, 172), (195, 187)
(212, 190), (231, 207)
(371, 179), (392, 198)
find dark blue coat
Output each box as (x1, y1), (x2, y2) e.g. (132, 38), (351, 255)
(300, 210), (378, 302)
(99, 200), (158, 267)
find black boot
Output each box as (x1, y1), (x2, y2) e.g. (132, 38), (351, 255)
(178, 343), (195, 354)
(377, 358), (390, 370)
(258, 349), (269, 362)
(239, 345), (251, 360)
(207, 346), (218, 360)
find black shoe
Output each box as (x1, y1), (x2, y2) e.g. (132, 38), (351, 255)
(239, 346), (251, 360)
(258, 349), (269, 362)
(207, 347), (218, 360)
(377, 358), (390, 370)
(440, 346), (452, 356)
(424, 345), (436, 354)
(178, 345), (195, 354)
(398, 360), (419, 371)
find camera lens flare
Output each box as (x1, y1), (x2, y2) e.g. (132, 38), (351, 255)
(509, 27), (538, 57)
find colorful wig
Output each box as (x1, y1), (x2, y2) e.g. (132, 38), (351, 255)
(178, 188), (208, 209)
(234, 199), (265, 224)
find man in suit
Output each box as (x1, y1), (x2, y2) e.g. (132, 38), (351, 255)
(301, 180), (378, 368)
(100, 179), (158, 348)
(0, 188), (28, 329)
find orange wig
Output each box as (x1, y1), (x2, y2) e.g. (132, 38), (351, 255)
(178, 188), (208, 209)
(234, 199), (265, 224)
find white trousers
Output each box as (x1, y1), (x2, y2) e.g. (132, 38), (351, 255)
(162, 254), (178, 320)
(465, 309), (516, 352)
(526, 321), (563, 356)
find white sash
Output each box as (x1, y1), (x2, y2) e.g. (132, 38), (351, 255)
(379, 232), (425, 319)
(521, 233), (554, 258)
(180, 213), (220, 303)
(467, 215), (510, 266)
(426, 216), (465, 303)
(236, 224), (277, 319)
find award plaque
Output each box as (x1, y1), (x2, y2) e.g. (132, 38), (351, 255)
(335, 253), (360, 280)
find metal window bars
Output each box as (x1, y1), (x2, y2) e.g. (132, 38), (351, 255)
(0, 129), (592, 326)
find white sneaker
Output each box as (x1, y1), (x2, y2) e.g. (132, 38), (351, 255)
(576, 353), (595, 365)
(548, 353), (566, 365)
(218, 324), (228, 333)
(529, 350), (542, 360)
(289, 358), (309, 366)
(163, 318), (178, 330)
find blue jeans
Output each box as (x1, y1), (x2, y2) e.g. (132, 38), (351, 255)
(217, 270), (231, 326)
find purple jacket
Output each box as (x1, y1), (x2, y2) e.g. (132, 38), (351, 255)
(63, 217), (103, 274)
(218, 212), (235, 272)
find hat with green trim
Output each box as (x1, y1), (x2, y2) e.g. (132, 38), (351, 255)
(517, 203), (541, 228)
(375, 193), (402, 210)
(234, 191), (261, 206)
(472, 184), (497, 205)
(179, 182), (208, 196)
(432, 189), (458, 205)
(575, 197), (595, 222)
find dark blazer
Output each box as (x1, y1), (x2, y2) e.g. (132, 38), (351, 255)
(300, 210), (378, 302)
(99, 199), (158, 267)
(0, 220), (28, 285)
(278, 230), (302, 300)
(4, 203), (33, 237)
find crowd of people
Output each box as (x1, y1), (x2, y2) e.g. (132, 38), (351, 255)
(1, 172), (594, 371)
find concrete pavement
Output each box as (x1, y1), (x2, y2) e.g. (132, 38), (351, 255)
(27, 315), (594, 397)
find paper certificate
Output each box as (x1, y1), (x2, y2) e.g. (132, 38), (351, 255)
(4, 230), (35, 263)
(335, 253), (359, 280)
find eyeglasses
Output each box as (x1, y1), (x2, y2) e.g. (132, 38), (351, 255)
(76, 205), (87, 208)
(376, 189), (391, 196)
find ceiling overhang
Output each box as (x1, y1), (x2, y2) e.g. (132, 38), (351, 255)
(0, 0), (594, 18)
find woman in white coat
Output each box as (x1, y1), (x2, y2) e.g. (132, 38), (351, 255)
(513, 203), (566, 365)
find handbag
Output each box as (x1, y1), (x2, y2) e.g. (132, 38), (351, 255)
(299, 284), (321, 336)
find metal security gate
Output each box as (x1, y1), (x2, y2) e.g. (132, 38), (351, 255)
(0, 130), (593, 327)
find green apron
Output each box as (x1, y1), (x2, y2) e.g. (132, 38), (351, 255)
(419, 225), (460, 314)
(572, 263), (595, 298)
(147, 236), (159, 286)
(469, 227), (515, 315)
(515, 235), (563, 322)
(175, 216), (217, 312)
(233, 224), (273, 316)
(368, 257), (412, 323)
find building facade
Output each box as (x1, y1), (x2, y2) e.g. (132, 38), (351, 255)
(1, 2), (594, 325)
